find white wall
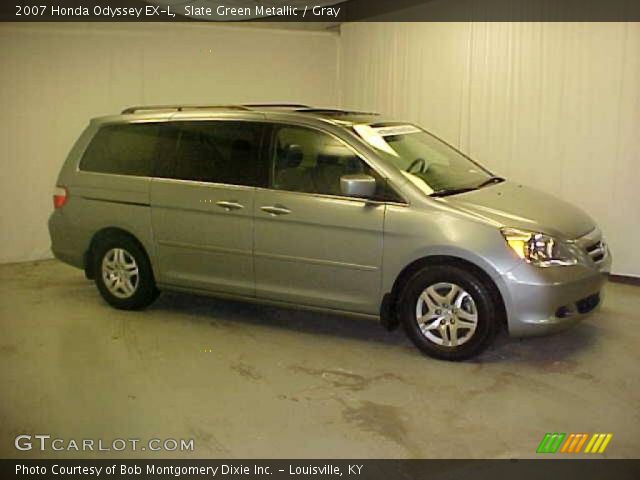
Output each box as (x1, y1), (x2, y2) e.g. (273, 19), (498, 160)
(340, 22), (640, 276)
(0, 22), (339, 264)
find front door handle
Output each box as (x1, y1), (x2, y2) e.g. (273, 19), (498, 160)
(260, 205), (291, 216)
(216, 201), (244, 211)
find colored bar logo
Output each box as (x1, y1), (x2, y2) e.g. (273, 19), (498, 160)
(537, 433), (613, 454)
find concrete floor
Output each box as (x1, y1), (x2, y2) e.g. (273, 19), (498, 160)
(1, 260), (638, 459)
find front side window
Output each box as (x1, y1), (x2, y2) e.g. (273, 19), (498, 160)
(80, 123), (160, 176)
(165, 121), (266, 187)
(271, 125), (397, 200)
(354, 124), (498, 196)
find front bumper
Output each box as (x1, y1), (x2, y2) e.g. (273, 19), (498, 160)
(503, 245), (611, 337)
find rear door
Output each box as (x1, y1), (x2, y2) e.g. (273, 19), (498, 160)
(253, 124), (391, 315)
(150, 118), (267, 296)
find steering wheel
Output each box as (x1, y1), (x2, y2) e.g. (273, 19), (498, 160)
(406, 157), (426, 174)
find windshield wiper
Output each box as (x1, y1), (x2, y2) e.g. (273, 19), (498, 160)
(430, 177), (505, 197)
(476, 176), (505, 188)
(430, 187), (478, 197)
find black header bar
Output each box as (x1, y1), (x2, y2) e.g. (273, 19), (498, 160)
(2, 0), (640, 22)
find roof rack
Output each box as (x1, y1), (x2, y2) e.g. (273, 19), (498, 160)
(242, 103), (310, 109)
(296, 108), (379, 116)
(121, 104), (251, 114)
(120, 104), (379, 117)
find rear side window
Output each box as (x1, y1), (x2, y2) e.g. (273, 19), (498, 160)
(80, 123), (160, 176)
(164, 121), (266, 187)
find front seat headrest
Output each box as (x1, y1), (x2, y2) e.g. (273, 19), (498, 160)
(281, 144), (304, 168)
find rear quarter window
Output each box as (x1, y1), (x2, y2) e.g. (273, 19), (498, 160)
(79, 123), (160, 176)
(166, 121), (267, 187)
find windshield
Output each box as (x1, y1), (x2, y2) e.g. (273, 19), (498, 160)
(353, 124), (495, 196)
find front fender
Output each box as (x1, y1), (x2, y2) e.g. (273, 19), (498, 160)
(382, 204), (520, 324)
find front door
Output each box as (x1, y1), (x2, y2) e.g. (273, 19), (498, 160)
(253, 124), (387, 314)
(150, 119), (267, 296)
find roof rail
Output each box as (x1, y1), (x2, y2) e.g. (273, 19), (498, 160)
(242, 103), (310, 109)
(121, 104), (251, 114)
(296, 108), (379, 116)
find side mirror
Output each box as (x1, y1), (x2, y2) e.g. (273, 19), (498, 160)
(340, 174), (377, 198)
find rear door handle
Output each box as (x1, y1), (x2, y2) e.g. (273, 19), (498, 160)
(260, 205), (291, 216)
(216, 201), (244, 211)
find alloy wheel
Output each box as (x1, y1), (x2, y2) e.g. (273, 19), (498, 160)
(101, 248), (139, 299)
(415, 282), (478, 347)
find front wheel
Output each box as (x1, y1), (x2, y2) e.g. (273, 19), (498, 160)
(93, 234), (159, 310)
(399, 265), (498, 361)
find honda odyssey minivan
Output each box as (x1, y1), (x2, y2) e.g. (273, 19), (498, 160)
(48, 104), (611, 360)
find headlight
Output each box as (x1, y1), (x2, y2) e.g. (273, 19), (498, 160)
(500, 228), (578, 267)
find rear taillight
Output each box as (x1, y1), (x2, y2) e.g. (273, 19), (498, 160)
(53, 186), (68, 209)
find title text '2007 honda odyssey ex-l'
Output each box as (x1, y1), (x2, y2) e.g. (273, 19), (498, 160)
(49, 104), (611, 360)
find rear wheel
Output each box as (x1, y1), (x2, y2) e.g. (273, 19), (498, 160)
(93, 234), (159, 310)
(399, 264), (498, 360)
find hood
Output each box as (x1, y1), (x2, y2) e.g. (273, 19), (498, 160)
(444, 181), (595, 240)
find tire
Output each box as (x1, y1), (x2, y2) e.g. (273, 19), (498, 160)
(398, 264), (498, 361)
(93, 233), (159, 310)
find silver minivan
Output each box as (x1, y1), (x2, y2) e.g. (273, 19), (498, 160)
(48, 104), (611, 360)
